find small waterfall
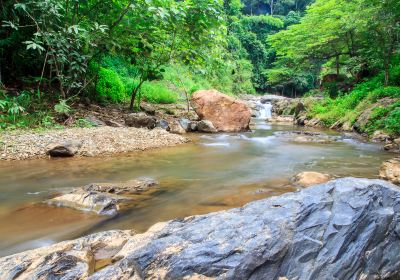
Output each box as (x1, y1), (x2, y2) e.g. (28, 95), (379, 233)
(256, 101), (272, 120)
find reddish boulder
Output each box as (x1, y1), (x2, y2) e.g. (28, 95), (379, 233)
(191, 90), (252, 132)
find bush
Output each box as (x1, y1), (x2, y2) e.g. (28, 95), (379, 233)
(385, 109), (400, 135)
(96, 67), (127, 103)
(140, 82), (178, 104)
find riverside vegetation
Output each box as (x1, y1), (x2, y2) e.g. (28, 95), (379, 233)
(0, 0), (398, 138)
(1, 1), (400, 279)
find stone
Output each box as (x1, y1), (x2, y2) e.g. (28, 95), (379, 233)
(3, 178), (400, 279)
(82, 178), (158, 195)
(0, 230), (133, 280)
(305, 118), (322, 127)
(371, 130), (391, 143)
(170, 121), (187, 135)
(178, 118), (191, 132)
(380, 158), (400, 185)
(189, 121), (198, 132)
(191, 89), (252, 132)
(85, 115), (106, 127)
(275, 131), (339, 144)
(155, 119), (170, 131)
(295, 115), (307, 126)
(104, 120), (124, 127)
(47, 178), (159, 215)
(140, 104), (156, 115)
(46, 140), (82, 157)
(291, 171), (332, 187)
(197, 120), (218, 133)
(124, 113), (157, 129)
(47, 190), (129, 216)
(384, 143), (400, 152)
(267, 115), (294, 124)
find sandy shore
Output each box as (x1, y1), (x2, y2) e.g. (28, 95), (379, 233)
(0, 127), (188, 160)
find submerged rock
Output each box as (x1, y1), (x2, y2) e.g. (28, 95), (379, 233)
(4, 178), (400, 279)
(380, 158), (400, 185)
(275, 131), (339, 144)
(267, 115), (295, 124)
(291, 171), (333, 187)
(191, 89), (252, 132)
(47, 178), (158, 215)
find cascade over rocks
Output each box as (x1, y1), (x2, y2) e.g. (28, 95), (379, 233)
(3, 178), (400, 279)
(191, 90), (252, 132)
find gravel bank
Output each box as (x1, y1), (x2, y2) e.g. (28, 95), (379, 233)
(0, 127), (188, 161)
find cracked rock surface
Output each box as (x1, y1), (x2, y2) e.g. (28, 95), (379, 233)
(1, 178), (400, 280)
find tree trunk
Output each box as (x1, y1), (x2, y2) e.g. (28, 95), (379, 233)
(270, 0), (274, 15)
(129, 80), (145, 111)
(336, 55), (340, 76)
(384, 56), (390, 86)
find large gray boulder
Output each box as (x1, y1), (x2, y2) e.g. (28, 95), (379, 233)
(2, 178), (400, 279)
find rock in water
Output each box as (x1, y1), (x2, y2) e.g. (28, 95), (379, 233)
(380, 158), (400, 185)
(47, 178), (158, 215)
(291, 171), (333, 187)
(46, 140), (82, 157)
(3, 178), (400, 279)
(191, 89), (252, 132)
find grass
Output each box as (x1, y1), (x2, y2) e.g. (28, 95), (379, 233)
(305, 76), (400, 137)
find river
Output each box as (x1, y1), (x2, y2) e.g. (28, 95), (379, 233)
(0, 118), (393, 257)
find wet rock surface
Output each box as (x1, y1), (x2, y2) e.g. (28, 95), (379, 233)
(274, 131), (340, 144)
(3, 178), (400, 280)
(191, 90), (252, 132)
(47, 178), (159, 215)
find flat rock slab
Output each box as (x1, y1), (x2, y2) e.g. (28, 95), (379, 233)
(275, 131), (340, 144)
(47, 178), (158, 215)
(2, 178), (400, 279)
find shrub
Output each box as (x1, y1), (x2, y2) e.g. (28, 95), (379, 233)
(384, 109), (400, 135)
(96, 67), (126, 103)
(140, 82), (178, 104)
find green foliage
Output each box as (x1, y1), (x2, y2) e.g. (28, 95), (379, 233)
(140, 82), (178, 104)
(74, 118), (94, 128)
(305, 71), (400, 136)
(384, 109), (400, 135)
(54, 100), (71, 115)
(96, 68), (126, 103)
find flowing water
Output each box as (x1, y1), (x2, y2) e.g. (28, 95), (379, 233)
(0, 119), (393, 257)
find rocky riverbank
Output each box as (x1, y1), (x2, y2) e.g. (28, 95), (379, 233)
(2, 177), (400, 279)
(0, 127), (188, 161)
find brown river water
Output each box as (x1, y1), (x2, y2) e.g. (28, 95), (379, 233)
(0, 119), (393, 257)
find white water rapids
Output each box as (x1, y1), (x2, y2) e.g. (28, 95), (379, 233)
(256, 101), (272, 120)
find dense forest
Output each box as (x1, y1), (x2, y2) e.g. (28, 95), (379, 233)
(0, 0), (399, 135)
